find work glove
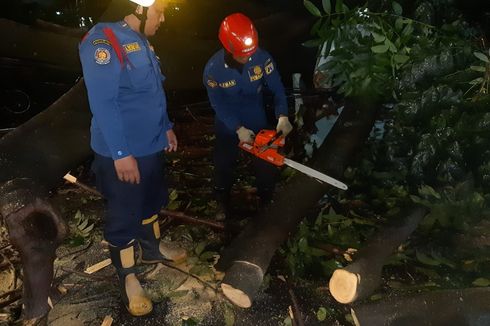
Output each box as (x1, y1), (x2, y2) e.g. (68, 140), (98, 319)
(276, 116), (293, 136)
(236, 126), (255, 143)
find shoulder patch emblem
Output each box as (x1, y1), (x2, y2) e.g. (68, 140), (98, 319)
(219, 80), (237, 88)
(92, 39), (111, 46)
(265, 61), (274, 75)
(124, 42), (141, 53)
(207, 79), (218, 88)
(94, 48), (111, 65)
(248, 65), (263, 82)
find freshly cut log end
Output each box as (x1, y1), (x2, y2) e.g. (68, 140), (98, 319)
(221, 283), (252, 308)
(221, 260), (264, 308)
(329, 269), (360, 304)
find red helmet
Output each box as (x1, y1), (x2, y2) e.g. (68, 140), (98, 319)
(219, 13), (258, 57)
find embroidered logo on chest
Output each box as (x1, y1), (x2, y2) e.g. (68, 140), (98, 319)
(123, 42), (141, 53)
(248, 65), (263, 82)
(219, 80), (237, 88)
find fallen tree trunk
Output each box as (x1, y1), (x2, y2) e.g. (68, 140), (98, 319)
(350, 287), (490, 326)
(0, 80), (91, 322)
(217, 98), (379, 308)
(329, 206), (428, 304)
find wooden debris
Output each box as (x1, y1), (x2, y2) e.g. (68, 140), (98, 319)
(329, 207), (428, 304)
(63, 173), (102, 197)
(84, 258), (112, 274)
(101, 315), (113, 326)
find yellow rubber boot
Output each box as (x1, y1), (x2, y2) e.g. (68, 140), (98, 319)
(139, 214), (187, 264)
(109, 240), (153, 316)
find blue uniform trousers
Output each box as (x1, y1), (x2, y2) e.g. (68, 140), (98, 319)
(92, 152), (168, 246)
(214, 133), (278, 203)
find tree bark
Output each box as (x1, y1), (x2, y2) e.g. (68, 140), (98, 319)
(329, 206), (428, 304)
(218, 98), (379, 308)
(0, 81), (91, 322)
(350, 287), (490, 326)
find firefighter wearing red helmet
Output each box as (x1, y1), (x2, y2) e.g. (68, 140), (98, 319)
(203, 13), (293, 220)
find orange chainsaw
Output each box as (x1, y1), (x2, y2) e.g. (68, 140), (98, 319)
(239, 129), (348, 190)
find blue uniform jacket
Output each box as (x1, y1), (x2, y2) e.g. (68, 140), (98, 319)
(79, 21), (173, 160)
(203, 48), (288, 135)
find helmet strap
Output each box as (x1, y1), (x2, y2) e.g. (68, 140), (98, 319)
(133, 5), (149, 34)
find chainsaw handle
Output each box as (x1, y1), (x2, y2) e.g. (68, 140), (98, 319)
(265, 130), (283, 147)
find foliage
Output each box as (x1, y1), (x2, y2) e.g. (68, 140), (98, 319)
(304, 0), (479, 101)
(305, 0), (435, 98)
(281, 206), (377, 277)
(468, 50), (490, 100)
(67, 210), (95, 246)
(282, 0), (490, 286)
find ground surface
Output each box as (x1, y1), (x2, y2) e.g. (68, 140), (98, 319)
(0, 108), (343, 325)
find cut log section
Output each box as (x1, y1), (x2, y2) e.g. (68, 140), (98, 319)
(329, 207), (428, 304)
(0, 80), (91, 320)
(350, 287), (490, 326)
(219, 98), (379, 307)
(220, 261), (264, 308)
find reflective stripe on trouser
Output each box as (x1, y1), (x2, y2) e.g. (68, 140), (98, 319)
(92, 152), (168, 246)
(213, 133), (278, 202)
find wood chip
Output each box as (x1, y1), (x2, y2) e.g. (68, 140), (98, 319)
(63, 173), (77, 184)
(57, 285), (68, 295)
(84, 258), (112, 274)
(101, 315), (113, 326)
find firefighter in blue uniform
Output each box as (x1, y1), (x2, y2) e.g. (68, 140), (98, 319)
(203, 13), (293, 220)
(79, 0), (185, 316)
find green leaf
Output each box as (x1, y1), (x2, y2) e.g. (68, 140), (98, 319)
(371, 32), (386, 43)
(385, 39), (397, 53)
(74, 210), (82, 221)
(304, 0), (322, 17)
(283, 316), (293, 326)
(470, 65), (487, 72)
(419, 185), (441, 199)
(393, 54), (410, 64)
(223, 303), (235, 326)
(370, 293), (383, 301)
(416, 251), (441, 266)
(474, 51), (489, 63)
(194, 241), (207, 256)
(298, 237), (309, 253)
(169, 189), (178, 201)
(335, 0), (344, 13)
(392, 1), (402, 15)
(472, 278), (490, 287)
(469, 77), (484, 85)
(199, 251), (217, 261)
(317, 307), (328, 321)
(371, 44), (389, 53)
(322, 0), (331, 14)
(395, 17), (404, 31)
(81, 223), (94, 234)
(310, 18), (322, 35)
(78, 218), (89, 231)
(189, 264), (211, 276)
